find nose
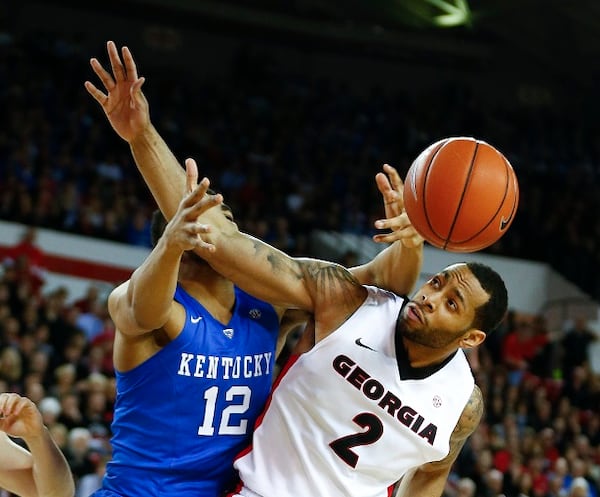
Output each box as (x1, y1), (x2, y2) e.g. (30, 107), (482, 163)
(420, 293), (434, 311)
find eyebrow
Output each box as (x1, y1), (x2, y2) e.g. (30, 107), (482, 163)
(442, 270), (466, 308)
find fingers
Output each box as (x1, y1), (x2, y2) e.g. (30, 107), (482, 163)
(130, 77), (146, 109)
(181, 176), (223, 220)
(0, 393), (26, 419)
(185, 158), (199, 194)
(375, 212), (410, 232)
(373, 231), (423, 247)
(83, 81), (108, 106)
(372, 224), (424, 247)
(107, 40), (127, 82)
(383, 163), (403, 193)
(373, 212), (424, 247)
(375, 171), (401, 219)
(382, 163), (405, 211)
(182, 176), (210, 210)
(89, 57), (115, 92)
(375, 172), (396, 202)
(122, 46), (139, 81)
(188, 224), (217, 253)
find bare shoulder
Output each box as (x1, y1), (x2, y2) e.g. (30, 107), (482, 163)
(454, 384), (484, 440)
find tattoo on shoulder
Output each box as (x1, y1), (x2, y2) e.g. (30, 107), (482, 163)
(430, 386), (483, 468)
(453, 385), (484, 441)
(304, 261), (361, 302)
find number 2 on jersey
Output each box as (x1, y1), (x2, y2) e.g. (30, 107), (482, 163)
(329, 412), (384, 467)
(197, 385), (251, 436)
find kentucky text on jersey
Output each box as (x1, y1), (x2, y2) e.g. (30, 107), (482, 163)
(177, 352), (273, 379)
(333, 354), (438, 445)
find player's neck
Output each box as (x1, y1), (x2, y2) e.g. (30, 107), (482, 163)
(179, 270), (236, 325)
(401, 337), (457, 369)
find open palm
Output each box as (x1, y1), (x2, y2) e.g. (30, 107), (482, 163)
(84, 41), (150, 142)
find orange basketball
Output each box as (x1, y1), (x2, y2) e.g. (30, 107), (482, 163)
(403, 137), (519, 253)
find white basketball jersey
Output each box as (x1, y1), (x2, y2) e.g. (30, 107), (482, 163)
(234, 286), (475, 497)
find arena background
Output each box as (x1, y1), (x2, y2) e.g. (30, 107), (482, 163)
(1, 1), (600, 497)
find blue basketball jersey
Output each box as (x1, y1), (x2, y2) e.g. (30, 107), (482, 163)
(96, 285), (279, 497)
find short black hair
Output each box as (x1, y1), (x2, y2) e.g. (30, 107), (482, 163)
(466, 262), (508, 334)
(150, 210), (167, 248)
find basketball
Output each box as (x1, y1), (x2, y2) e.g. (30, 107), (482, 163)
(403, 137), (519, 253)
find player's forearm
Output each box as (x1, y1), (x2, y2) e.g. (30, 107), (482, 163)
(127, 239), (182, 330)
(129, 125), (186, 220)
(201, 222), (313, 310)
(356, 240), (423, 296)
(396, 468), (449, 497)
(24, 428), (75, 497)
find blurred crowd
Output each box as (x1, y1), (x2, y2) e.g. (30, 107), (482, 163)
(0, 28), (599, 497)
(2, 30), (600, 299)
(1, 229), (598, 497)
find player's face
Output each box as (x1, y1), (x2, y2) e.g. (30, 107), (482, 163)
(184, 202), (236, 267)
(398, 263), (489, 349)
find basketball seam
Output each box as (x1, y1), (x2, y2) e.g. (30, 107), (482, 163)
(499, 159), (518, 231)
(422, 139), (449, 246)
(444, 142), (479, 250)
(452, 151), (512, 248)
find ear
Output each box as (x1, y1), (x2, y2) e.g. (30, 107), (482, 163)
(460, 329), (486, 349)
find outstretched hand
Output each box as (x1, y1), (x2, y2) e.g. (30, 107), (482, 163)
(161, 158), (223, 254)
(372, 164), (424, 248)
(84, 40), (150, 142)
(0, 393), (44, 441)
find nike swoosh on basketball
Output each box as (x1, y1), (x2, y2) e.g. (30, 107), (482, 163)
(500, 205), (515, 230)
(190, 316), (203, 324)
(355, 337), (376, 352)
(500, 187), (518, 230)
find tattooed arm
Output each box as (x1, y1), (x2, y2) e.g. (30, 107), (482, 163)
(395, 385), (484, 497)
(202, 229), (367, 341)
(176, 168), (367, 340)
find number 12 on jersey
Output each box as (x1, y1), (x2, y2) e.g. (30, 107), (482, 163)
(197, 385), (252, 436)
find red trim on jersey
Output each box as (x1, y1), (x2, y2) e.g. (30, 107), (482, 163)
(225, 481), (243, 497)
(232, 353), (301, 465)
(254, 352), (300, 429)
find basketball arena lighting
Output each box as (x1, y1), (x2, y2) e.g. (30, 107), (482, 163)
(425, 0), (472, 27)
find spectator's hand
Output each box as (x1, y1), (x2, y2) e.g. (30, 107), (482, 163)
(0, 393), (44, 442)
(85, 40), (150, 143)
(372, 164), (424, 248)
(161, 158), (223, 254)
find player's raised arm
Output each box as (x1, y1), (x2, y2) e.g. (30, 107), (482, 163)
(85, 41), (186, 219)
(350, 163), (424, 296)
(184, 159), (366, 339)
(108, 178), (220, 336)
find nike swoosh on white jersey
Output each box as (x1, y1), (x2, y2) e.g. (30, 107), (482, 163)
(190, 316), (203, 324)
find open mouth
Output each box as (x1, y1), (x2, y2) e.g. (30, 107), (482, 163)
(406, 303), (423, 324)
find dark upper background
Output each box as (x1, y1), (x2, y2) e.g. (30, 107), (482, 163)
(2, 0), (600, 300)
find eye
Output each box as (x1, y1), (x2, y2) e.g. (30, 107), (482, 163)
(447, 299), (458, 311)
(431, 277), (440, 288)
